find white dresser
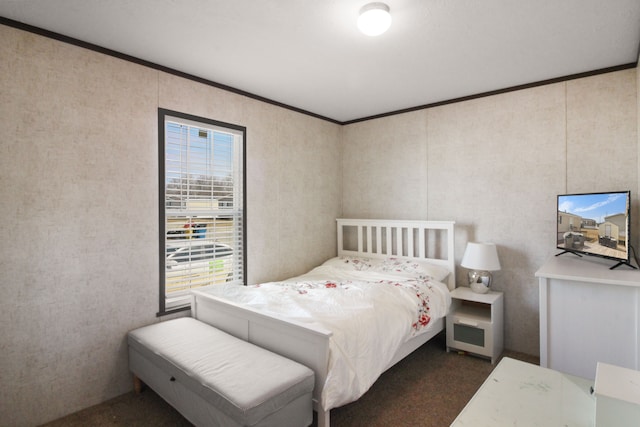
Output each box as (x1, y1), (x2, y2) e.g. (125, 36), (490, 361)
(536, 255), (640, 380)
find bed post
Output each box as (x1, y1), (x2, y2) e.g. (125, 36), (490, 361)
(316, 408), (330, 427)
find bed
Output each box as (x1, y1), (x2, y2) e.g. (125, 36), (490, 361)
(190, 218), (456, 427)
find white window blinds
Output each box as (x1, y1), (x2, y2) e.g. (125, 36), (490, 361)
(159, 110), (245, 314)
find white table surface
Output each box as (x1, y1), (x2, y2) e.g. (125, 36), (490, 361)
(451, 357), (595, 426)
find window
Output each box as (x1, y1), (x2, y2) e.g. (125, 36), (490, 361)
(158, 109), (246, 314)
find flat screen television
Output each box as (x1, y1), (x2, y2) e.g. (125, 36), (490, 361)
(557, 191), (635, 270)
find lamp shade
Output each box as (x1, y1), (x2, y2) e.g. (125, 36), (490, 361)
(461, 242), (501, 271)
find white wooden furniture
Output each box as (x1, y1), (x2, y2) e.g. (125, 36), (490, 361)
(451, 357), (595, 427)
(536, 255), (640, 380)
(128, 318), (315, 427)
(190, 219), (455, 427)
(446, 287), (503, 364)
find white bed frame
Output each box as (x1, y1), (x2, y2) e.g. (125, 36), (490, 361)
(190, 219), (455, 427)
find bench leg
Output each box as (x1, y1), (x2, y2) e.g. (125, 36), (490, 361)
(133, 374), (144, 394)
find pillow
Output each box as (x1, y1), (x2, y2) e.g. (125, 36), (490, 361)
(322, 256), (450, 282)
(376, 257), (450, 281)
(321, 256), (380, 271)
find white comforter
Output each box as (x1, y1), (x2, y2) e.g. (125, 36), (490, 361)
(202, 257), (451, 410)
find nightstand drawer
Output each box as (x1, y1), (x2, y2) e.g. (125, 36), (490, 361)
(453, 322), (485, 347)
(447, 312), (494, 356)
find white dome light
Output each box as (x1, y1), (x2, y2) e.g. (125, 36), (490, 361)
(357, 3), (392, 36)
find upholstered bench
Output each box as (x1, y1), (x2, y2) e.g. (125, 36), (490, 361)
(128, 317), (314, 427)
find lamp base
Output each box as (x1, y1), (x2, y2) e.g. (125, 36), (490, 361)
(468, 270), (492, 294)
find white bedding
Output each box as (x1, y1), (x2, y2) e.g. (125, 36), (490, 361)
(200, 256), (451, 410)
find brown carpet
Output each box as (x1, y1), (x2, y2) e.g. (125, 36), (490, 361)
(41, 333), (538, 427)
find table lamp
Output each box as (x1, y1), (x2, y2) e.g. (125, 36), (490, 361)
(461, 242), (501, 294)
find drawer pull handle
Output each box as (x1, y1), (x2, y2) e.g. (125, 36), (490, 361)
(458, 319), (479, 327)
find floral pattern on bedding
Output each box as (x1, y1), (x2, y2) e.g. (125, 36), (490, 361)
(334, 256), (376, 270)
(253, 277), (433, 333)
(379, 257), (434, 280)
(390, 278), (434, 332)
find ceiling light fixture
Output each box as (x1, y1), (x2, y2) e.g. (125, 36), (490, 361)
(357, 2), (392, 36)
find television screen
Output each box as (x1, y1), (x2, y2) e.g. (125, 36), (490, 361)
(557, 191), (632, 269)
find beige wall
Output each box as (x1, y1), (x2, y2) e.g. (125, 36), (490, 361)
(0, 25), (341, 426)
(343, 69), (638, 356)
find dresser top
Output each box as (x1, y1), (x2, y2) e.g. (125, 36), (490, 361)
(536, 255), (640, 287)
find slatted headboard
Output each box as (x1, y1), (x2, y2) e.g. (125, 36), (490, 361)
(336, 219), (456, 290)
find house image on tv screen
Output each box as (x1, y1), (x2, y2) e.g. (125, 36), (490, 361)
(557, 193), (629, 261)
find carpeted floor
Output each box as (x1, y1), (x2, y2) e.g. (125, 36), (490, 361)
(41, 333), (538, 427)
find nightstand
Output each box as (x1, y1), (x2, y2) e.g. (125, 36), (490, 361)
(446, 287), (504, 364)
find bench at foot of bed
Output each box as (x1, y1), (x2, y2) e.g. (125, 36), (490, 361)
(128, 317), (315, 427)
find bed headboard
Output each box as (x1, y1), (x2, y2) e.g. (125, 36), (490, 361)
(336, 219), (456, 290)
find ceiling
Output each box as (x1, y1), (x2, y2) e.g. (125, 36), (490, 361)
(1, 0), (640, 123)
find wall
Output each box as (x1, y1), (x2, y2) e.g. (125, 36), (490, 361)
(343, 69), (638, 356)
(0, 25), (342, 426)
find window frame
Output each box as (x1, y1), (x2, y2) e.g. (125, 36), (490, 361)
(157, 108), (246, 316)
